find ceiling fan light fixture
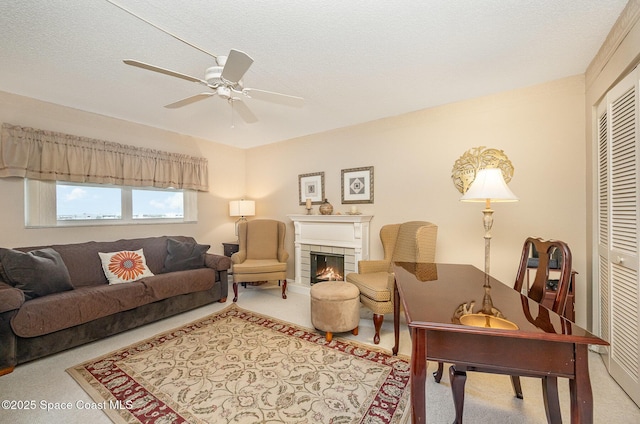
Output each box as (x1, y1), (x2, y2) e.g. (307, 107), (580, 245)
(217, 86), (231, 99)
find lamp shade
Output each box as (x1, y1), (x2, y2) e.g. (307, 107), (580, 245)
(460, 168), (518, 203)
(229, 200), (255, 217)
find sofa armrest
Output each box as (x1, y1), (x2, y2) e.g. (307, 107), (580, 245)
(0, 281), (25, 314)
(358, 259), (390, 274)
(204, 253), (231, 271)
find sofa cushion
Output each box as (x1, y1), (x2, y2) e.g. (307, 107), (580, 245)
(162, 238), (210, 273)
(11, 282), (151, 337)
(141, 268), (215, 301)
(0, 248), (73, 300)
(98, 249), (154, 285)
(10, 268), (217, 337)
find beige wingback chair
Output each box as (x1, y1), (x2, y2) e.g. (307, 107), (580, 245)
(231, 219), (288, 302)
(346, 221), (437, 344)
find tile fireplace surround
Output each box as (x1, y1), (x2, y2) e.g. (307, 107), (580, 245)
(288, 214), (373, 286)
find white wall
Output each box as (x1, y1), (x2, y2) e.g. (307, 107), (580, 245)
(246, 75), (589, 326)
(0, 91), (246, 255)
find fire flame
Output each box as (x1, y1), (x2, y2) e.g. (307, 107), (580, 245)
(316, 266), (343, 281)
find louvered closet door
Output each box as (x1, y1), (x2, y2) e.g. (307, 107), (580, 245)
(597, 67), (640, 406)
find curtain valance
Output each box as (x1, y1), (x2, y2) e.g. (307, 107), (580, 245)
(0, 123), (209, 191)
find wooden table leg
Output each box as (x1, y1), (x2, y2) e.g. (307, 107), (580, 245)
(570, 344), (593, 424)
(411, 328), (427, 424)
(393, 279), (400, 355)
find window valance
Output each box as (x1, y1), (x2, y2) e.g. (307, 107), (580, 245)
(0, 123), (209, 191)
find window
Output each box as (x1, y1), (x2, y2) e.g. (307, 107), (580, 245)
(132, 189), (184, 220)
(56, 184), (122, 220)
(26, 180), (196, 227)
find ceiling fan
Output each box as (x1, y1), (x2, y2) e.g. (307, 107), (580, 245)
(124, 50), (304, 124)
(107, 1), (303, 124)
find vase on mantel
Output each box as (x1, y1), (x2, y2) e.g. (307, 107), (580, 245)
(319, 199), (333, 215)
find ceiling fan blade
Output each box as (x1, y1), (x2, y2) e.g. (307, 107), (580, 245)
(230, 99), (258, 124)
(220, 49), (254, 84)
(164, 93), (214, 109)
(243, 88), (305, 107)
(124, 59), (208, 85)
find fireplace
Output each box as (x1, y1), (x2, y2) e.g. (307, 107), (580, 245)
(288, 214), (373, 286)
(310, 252), (344, 284)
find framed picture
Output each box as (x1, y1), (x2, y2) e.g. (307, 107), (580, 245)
(298, 172), (325, 205)
(341, 166), (374, 204)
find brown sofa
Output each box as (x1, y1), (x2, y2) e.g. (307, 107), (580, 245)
(0, 236), (231, 375)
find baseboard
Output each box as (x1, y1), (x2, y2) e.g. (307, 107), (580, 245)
(285, 279), (311, 296)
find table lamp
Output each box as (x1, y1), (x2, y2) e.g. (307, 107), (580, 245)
(229, 200), (255, 237)
(460, 168), (518, 277)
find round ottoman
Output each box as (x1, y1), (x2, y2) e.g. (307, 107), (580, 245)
(310, 281), (360, 342)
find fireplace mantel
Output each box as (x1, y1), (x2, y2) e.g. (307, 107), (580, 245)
(288, 214), (373, 285)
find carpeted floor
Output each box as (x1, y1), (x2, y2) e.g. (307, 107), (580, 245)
(66, 303), (410, 424)
(1, 280), (639, 423)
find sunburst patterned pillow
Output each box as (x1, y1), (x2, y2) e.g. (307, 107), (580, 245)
(98, 249), (154, 285)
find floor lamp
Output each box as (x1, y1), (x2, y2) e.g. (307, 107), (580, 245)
(461, 168), (518, 275)
(461, 168), (518, 315)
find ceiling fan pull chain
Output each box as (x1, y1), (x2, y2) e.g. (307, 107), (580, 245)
(230, 100), (235, 128)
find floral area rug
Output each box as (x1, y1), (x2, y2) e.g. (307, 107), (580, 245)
(67, 304), (410, 423)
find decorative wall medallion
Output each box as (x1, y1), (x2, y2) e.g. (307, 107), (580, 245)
(451, 146), (514, 194)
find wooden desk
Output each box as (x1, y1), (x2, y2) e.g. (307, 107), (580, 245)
(392, 263), (608, 424)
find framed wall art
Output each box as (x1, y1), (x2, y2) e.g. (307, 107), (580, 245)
(298, 172), (325, 205)
(341, 166), (374, 204)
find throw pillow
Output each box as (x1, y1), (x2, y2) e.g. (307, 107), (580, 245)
(162, 238), (210, 273)
(98, 248), (154, 285)
(0, 247), (73, 300)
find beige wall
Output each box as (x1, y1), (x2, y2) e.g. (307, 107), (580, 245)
(246, 75), (589, 325)
(0, 76), (589, 325)
(0, 91), (246, 255)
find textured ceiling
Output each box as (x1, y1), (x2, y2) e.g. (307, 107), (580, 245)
(0, 1), (628, 148)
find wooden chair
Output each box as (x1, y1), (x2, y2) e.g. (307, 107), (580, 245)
(346, 221), (437, 344)
(442, 237), (572, 424)
(231, 219), (288, 302)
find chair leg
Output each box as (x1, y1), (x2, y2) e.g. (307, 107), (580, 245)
(281, 280), (287, 299)
(511, 375), (524, 399)
(433, 361), (444, 383)
(542, 376), (562, 424)
(372, 313), (383, 344)
(449, 365), (467, 424)
(352, 326), (359, 336)
(232, 282), (239, 302)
